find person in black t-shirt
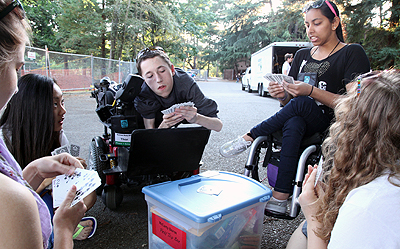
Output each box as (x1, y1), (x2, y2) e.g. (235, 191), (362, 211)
(220, 0), (370, 215)
(134, 47), (222, 132)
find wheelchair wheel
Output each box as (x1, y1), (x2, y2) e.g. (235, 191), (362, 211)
(88, 139), (108, 195)
(102, 184), (123, 210)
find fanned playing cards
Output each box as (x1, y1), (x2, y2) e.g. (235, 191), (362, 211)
(52, 168), (101, 207)
(264, 73), (294, 84)
(161, 101), (195, 115)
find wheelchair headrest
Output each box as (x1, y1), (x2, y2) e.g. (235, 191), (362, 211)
(115, 74), (144, 102)
(99, 76), (111, 86)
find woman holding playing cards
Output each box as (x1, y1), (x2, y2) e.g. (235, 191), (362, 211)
(220, 0), (370, 215)
(134, 47), (223, 131)
(0, 0), (86, 248)
(0, 73), (97, 241)
(287, 70), (400, 249)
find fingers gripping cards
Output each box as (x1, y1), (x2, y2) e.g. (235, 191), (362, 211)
(161, 102), (195, 115)
(52, 168), (101, 207)
(264, 73), (294, 84)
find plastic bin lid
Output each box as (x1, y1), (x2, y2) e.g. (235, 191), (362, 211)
(142, 171), (272, 223)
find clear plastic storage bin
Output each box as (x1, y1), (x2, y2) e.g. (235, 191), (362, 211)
(142, 171), (272, 249)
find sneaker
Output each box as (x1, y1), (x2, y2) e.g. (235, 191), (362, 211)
(265, 198), (288, 215)
(219, 136), (252, 158)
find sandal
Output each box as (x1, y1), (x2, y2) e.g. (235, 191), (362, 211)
(73, 217), (97, 240)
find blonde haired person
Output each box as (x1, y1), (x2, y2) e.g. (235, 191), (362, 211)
(288, 70), (400, 249)
(0, 0), (86, 248)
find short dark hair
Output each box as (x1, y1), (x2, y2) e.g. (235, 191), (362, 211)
(136, 47), (172, 75)
(285, 53), (293, 61)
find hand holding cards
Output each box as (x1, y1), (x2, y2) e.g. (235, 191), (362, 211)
(264, 73), (294, 84)
(161, 101), (195, 115)
(52, 168), (101, 208)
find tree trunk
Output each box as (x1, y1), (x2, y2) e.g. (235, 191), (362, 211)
(390, 0), (399, 28)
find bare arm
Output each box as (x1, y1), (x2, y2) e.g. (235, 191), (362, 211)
(186, 113), (223, 132)
(298, 166), (328, 249)
(0, 174), (43, 249)
(175, 106), (222, 132)
(143, 118), (156, 129)
(23, 154), (83, 191)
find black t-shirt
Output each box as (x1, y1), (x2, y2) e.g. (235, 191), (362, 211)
(289, 43), (371, 95)
(134, 68), (219, 120)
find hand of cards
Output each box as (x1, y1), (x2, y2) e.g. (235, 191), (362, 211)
(51, 143), (80, 157)
(52, 168), (101, 208)
(161, 101), (195, 115)
(264, 73), (295, 84)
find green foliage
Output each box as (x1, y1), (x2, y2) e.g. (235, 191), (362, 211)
(22, 0), (62, 50)
(21, 0), (399, 70)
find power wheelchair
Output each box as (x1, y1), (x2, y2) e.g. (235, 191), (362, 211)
(243, 130), (323, 219)
(88, 74), (210, 210)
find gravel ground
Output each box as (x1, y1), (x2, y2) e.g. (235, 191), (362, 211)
(62, 78), (305, 249)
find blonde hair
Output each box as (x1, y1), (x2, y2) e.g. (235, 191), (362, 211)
(0, 0), (30, 73)
(316, 70), (400, 241)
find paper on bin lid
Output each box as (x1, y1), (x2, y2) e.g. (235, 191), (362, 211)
(142, 171), (272, 223)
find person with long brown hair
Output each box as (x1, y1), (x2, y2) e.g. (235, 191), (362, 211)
(0, 0), (86, 248)
(289, 70), (400, 248)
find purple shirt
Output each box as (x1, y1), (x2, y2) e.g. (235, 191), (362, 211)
(0, 137), (51, 248)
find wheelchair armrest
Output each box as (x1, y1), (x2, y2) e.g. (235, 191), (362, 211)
(245, 136), (271, 169)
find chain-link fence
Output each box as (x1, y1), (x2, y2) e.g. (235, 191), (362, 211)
(22, 46), (137, 91)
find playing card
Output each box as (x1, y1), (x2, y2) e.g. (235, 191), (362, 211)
(52, 168), (101, 207)
(314, 157), (324, 187)
(51, 144), (70, 156)
(282, 75), (295, 84)
(272, 74), (282, 84)
(161, 102), (195, 115)
(263, 73), (274, 82)
(69, 144), (80, 157)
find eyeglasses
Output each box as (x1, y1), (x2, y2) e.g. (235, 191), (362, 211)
(136, 46), (164, 60)
(303, 0), (337, 17)
(0, 0), (25, 20)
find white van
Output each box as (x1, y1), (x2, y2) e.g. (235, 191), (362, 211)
(248, 42), (312, 96)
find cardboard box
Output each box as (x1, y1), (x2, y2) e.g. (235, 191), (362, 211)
(142, 171), (272, 249)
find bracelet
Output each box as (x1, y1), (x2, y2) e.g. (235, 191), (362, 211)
(308, 86), (314, 96)
(278, 91), (288, 101)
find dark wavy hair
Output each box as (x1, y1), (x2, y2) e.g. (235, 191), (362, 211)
(0, 74), (60, 168)
(315, 70), (400, 241)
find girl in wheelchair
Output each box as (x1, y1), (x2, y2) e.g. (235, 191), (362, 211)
(288, 70), (400, 248)
(220, 0), (370, 215)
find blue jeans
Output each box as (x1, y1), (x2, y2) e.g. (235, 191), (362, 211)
(249, 96), (330, 193)
(40, 190), (54, 249)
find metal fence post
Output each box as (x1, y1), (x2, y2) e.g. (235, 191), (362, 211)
(91, 53), (94, 86)
(118, 58), (120, 83)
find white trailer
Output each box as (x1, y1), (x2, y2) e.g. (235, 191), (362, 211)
(247, 42), (312, 96)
